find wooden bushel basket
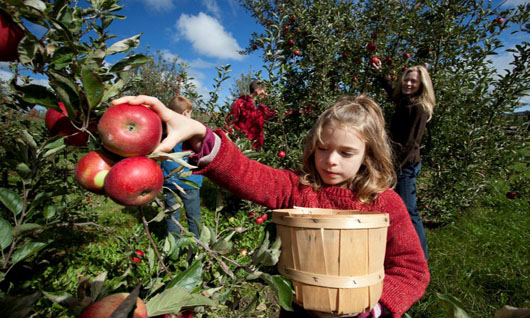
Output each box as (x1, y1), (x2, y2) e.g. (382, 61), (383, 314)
(272, 208), (389, 315)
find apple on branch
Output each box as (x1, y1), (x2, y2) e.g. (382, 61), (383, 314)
(98, 103), (163, 157)
(75, 150), (116, 194)
(80, 293), (148, 318)
(104, 156), (164, 206)
(45, 102), (90, 146)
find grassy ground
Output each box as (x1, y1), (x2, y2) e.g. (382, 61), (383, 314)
(408, 180), (530, 317)
(23, 178), (528, 317)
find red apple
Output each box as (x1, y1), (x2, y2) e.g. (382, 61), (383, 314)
(288, 39), (294, 45)
(506, 191), (517, 199)
(255, 216), (264, 224)
(403, 52), (411, 59)
(240, 248), (248, 256)
(384, 57), (393, 64)
(98, 103), (162, 157)
(493, 17), (504, 24)
(369, 57), (381, 65)
(278, 150), (286, 158)
(0, 10), (24, 61)
(294, 49), (301, 56)
(80, 293), (148, 318)
(45, 102), (89, 146)
(75, 150), (116, 194)
(366, 42), (377, 51)
(135, 249), (144, 257)
(104, 156), (164, 206)
(261, 213), (268, 221)
(248, 211), (256, 218)
(353, 77), (359, 82)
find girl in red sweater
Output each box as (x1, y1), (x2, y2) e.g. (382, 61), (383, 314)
(111, 94), (430, 318)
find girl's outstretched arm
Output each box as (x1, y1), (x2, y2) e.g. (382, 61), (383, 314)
(111, 95), (207, 153)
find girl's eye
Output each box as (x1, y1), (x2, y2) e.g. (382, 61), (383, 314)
(317, 146), (327, 151)
(341, 151), (354, 157)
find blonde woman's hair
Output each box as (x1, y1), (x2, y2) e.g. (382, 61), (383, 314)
(168, 96), (193, 114)
(393, 65), (436, 121)
(299, 95), (396, 204)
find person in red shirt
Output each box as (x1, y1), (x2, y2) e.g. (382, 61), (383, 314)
(225, 80), (275, 149)
(112, 94), (430, 318)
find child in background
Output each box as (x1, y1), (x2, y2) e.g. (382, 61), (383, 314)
(161, 96), (203, 238)
(112, 94), (430, 318)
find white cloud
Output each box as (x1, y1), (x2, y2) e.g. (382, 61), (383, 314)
(139, 0), (174, 11)
(175, 13), (244, 61)
(202, 0), (221, 18)
(489, 47), (530, 110)
(502, 0), (529, 7)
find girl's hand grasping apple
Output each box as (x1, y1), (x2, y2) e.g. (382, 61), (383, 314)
(111, 95), (207, 153)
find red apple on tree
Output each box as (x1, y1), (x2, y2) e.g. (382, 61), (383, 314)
(353, 77), (359, 82)
(288, 38), (294, 45)
(255, 216), (264, 224)
(104, 156), (164, 206)
(0, 10), (24, 61)
(278, 150), (286, 158)
(493, 17), (504, 24)
(75, 150), (116, 194)
(403, 52), (411, 59)
(369, 57), (381, 66)
(45, 102), (90, 146)
(293, 49), (301, 56)
(366, 42), (377, 51)
(80, 293), (148, 318)
(98, 103), (163, 157)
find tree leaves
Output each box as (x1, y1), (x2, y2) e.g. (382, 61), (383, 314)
(0, 188), (23, 216)
(146, 287), (215, 316)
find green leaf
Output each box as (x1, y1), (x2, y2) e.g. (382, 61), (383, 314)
(166, 260), (202, 290)
(19, 85), (59, 108)
(12, 223), (42, 237)
(106, 33), (142, 55)
(0, 291), (42, 318)
(101, 79), (124, 103)
(0, 188), (23, 216)
(43, 205), (56, 219)
(110, 54), (151, 73)
(50, 80), (79, 115)
(50, 47), (75, 70)
(17, 36), (38, 65)
(261, 274), (293, 311)
(21, 130), (37, 148)
(42, 290), (78, 308)
(198, 225), (211, 246)
(0, 218), (13, 250)
(25, 0), (46, 11)
(43, 144), (66, 157)
(437, 293), (471, 318)
(81, 67), (104, 110)
(16, 163), (31, 175)
(10, 241), (49, 265)
(212, 238), (233, 255)
(146, 287), (215, 316)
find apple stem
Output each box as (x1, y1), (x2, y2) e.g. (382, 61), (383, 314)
(140, 206), (174, 280)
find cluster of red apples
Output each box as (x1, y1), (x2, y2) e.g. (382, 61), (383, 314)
(46, 103), (165, 206)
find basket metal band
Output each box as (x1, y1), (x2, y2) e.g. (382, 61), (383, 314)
(279, 266), (385, 289)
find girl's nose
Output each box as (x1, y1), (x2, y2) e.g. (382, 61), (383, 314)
(326, 152), (339, 165)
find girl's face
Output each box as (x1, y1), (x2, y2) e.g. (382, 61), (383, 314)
(314, 125), (366, 187)
(401, 70), (421, 95)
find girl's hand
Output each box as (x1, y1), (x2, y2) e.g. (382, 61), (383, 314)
(111, 95), (207, 153)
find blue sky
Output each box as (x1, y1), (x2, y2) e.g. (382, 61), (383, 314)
(1, 0), (528, 108)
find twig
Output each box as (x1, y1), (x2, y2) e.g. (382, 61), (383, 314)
(170, 216), (256, 274)
(140, 206), (174, 280)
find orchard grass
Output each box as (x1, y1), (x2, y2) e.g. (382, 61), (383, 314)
(409, 179), (530, 318)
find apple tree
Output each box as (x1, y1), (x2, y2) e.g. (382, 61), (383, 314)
(239, 0), (530, 223)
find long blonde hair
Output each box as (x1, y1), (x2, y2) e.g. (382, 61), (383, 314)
(299, 95), (396, 204)
(394, 65), (436, 121)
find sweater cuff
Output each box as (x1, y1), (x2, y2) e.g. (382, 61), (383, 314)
(186, 127), (221, 168)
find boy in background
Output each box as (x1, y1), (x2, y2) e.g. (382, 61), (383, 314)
(162, 96), (203, 237)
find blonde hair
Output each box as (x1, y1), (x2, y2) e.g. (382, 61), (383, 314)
(168, 96), (193, 114)
(393, 65), (436, 121)
(300, 95), (396, 204)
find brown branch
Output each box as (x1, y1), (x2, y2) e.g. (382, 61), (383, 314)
(141, 207), (174, 280)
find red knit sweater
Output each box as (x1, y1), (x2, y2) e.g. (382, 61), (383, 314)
(196, 130), (430, 318)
